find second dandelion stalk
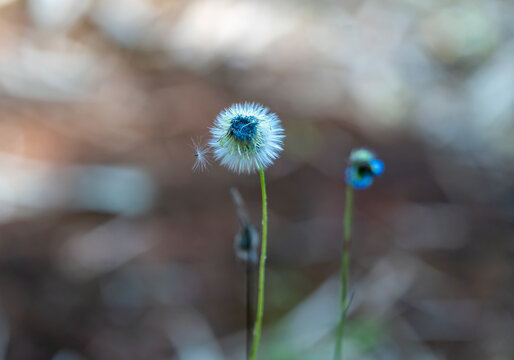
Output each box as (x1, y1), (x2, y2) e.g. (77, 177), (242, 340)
(334, 184), (353, 360)
(334, 148), (384, 360)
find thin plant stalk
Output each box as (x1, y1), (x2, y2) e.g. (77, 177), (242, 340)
(249, 167), (268, 360)
(334, 184), (354, 360)
(246, 257), (251, 359)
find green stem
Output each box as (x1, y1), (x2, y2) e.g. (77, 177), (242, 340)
(334, 184), (354, 360)
(250, 167), (268, 360)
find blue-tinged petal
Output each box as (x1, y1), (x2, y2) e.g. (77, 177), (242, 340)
(370, 159), (385, 176)
(352, 175), (373, 189)
(345, 167), (373, 189)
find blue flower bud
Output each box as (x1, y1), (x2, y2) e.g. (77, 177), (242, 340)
(345, 149), (384, 189)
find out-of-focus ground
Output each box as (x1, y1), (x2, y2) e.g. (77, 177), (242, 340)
(0, 0), (512, 359)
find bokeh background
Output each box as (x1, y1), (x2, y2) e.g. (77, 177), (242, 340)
(0, 0), (513, 359)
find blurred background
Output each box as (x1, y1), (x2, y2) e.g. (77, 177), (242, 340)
(0, 0), (512, 359)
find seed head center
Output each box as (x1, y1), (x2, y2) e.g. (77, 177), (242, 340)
(229, 115), (258, 142)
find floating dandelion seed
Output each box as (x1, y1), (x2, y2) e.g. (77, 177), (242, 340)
(192, 138), (210, 172)
(209, 102), (284, 173)
(345, 148), (384, 189)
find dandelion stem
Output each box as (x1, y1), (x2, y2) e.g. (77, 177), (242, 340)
(246, 256), (252, 360)
(334, 184), (354, 360)
(250, 167), (268, 360)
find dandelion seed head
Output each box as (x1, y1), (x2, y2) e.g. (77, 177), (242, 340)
(209, 102), (284, 174)
(345, 148), (384, 189)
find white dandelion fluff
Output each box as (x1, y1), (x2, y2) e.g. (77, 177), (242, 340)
(192, 138), (210, 172)
(209, 102), (284, 173)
